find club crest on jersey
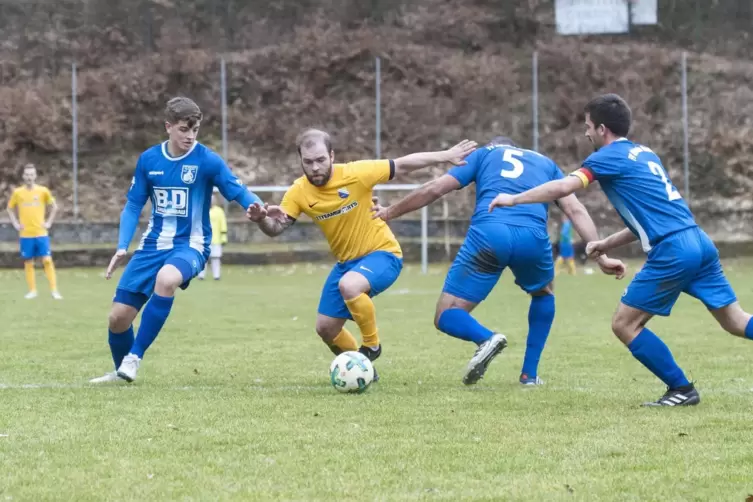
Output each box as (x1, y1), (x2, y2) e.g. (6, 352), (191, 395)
(181, 165), (199, 184)
(337, 188), (349, 199)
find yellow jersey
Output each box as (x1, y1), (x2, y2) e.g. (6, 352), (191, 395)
(209, 205), (228, 245)
(280, 160), (402, 262)
(7, 185), (55, 238)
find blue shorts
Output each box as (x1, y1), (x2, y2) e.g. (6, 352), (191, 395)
(559, 242), (574, 259)
(622, 227), (737, 316)
(114, 247), (206, 310)
(20, 236), (51, 259)
(444, 223), (554, 303)
(318, 251), (403, 319)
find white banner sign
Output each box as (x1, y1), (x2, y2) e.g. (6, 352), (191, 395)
(555, 0), (628, 35)
(631, 0), (658, 25)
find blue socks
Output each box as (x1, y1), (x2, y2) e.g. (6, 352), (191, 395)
(437, 308), (494, 345)
(130, 294), (175, 358)
(521, 294), (556, 378)
(745, 317), (753, 340)
(109, 326), (135, 369)
(628, 328), (690, 389)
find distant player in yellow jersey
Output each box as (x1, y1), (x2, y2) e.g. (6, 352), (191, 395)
(198, 188), (227, 281)
(6, 164), (62, 300)
(248, 129), (476, 379)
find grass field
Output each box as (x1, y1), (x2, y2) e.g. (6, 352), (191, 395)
(1, 260), (753, 501)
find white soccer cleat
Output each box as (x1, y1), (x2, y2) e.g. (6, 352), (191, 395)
(89, 371), (122, 384)
(463, 333), (508, 385)
(51, 290), (63, 300)
(24, 291), (38, 299)
(117, 353), (141, 382)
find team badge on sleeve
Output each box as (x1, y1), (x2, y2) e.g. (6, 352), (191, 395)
(181, 165), (199, 184)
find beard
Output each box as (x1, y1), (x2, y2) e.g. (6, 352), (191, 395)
(304, 163), (332, 186)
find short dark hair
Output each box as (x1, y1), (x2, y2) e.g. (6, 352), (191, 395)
(296, 129), (332, 155)
(165, 97), (202, 128)
(584, 94), (631, 137)
(488, 136), (518, 147)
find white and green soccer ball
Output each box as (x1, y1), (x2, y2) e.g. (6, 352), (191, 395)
(329, 351), (374, 393)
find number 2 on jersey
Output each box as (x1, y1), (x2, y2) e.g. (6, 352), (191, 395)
(500, 149), (524, 179)
(648, 161), (682, 201)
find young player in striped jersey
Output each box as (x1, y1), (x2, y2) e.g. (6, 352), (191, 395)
(489, 94), (753, 406)
(90, 97), (264, 384)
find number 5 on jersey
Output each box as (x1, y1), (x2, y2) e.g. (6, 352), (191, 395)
(500, 149), (524, 179)
(648, 161), (682, 201)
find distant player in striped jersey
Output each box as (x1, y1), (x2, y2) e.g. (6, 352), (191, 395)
(90, 97), (265, 384)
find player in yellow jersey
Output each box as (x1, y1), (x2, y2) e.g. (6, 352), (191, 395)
(199, 188), (227, 280)
(6, 164), (62, 300)
(247, 129), (476, 379)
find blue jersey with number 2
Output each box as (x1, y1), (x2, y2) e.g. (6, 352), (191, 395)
(448, 144), (564, 229)
(579, 139), (697, 252)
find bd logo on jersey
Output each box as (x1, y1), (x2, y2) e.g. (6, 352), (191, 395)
(337, 188), (349, 199)
(153, 187), (189, 217)
(181, 165), (199, 184)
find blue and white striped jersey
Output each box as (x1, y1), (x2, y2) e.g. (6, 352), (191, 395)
(124, 142), (249, 256)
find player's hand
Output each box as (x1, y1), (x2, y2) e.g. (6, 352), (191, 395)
(596, 255), (626, 280)
(106, 249), (128, 280)
(488, 194), (516, 211)
(246, 202), (268, 223)
(585, 239), (608, 258)
(43, 221), (52, 230)
(13, 222), (23, 232)
(443, 139), (478, 166)
(264, 204), (288, 221)
(371, 196), (391, 221)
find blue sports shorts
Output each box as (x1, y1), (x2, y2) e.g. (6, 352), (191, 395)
(20, 236), (51, 259)
(621, 227), (736, 316)
(114, 247), (206, 310)
(443, 223), (554, 303)
(318, 251), (403, 319)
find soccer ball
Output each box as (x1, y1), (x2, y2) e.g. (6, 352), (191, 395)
(329, 351), (374, 393)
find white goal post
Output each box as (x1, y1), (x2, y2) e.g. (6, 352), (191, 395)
(246, 184), (431, 273)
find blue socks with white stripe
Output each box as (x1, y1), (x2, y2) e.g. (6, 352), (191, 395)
(130, 294), (175, 358)
(628, 328), (690, 389)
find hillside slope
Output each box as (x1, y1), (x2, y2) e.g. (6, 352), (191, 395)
(0, 0), (751, 227)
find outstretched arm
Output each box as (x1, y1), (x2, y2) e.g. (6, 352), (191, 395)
(587, 228), (638, 258)
(393, 140), (477, 174)
(376, 175), (461, 221)
(556, 194), (598, 243)
(255, 207), (295, 237)
(489, 176), (584, 211)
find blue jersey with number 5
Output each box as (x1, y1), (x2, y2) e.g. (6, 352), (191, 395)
(579, 139), (696, 252)
(448, 144), (564, 228)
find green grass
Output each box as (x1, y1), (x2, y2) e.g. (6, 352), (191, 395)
(1, 260), (753, 501)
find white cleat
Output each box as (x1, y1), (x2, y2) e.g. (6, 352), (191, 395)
(89, 371), (122, 384)
(24, 291), (38, 299)
(51, 290), (63, 300)
(463, 334), (508, 385)
(117, 353), (141, 382)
